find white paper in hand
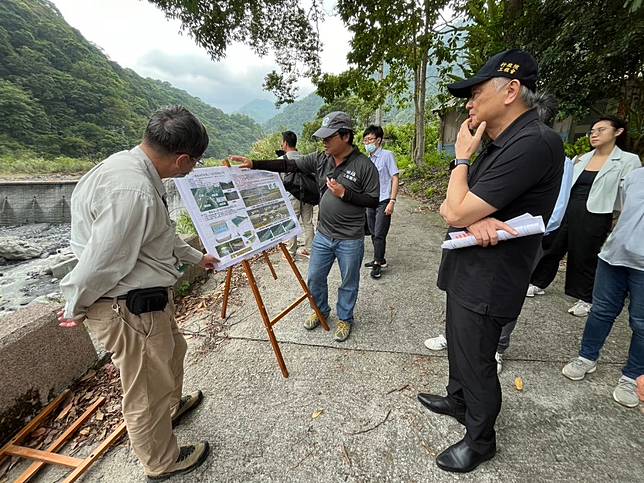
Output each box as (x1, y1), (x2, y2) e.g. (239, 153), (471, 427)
(441, 214), (545, 250)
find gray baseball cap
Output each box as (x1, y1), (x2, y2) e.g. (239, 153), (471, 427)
(313, 111), (353, 139)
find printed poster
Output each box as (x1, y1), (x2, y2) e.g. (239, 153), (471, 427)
(174, 167), (302, 270)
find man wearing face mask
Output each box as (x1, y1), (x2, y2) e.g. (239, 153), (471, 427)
(58, 106), (218, 480)
(362, 125), (399, 279)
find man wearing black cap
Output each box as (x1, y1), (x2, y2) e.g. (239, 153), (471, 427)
(230, 112), (379, 342)
(417, 49), (564, 472)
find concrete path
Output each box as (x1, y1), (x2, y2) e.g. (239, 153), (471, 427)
(43, 195), (644, 481)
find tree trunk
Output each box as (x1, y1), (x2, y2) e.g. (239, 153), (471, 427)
(412, 53), (428, 167)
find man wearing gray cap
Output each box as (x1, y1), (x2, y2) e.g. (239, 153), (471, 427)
(417, 49), (564, 472)
(231, 112), (379, 342)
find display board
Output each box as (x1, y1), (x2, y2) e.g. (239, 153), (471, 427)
(174, 167), (301, 270)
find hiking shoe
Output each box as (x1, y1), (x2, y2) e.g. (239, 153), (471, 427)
(365, 259), (387, 268)
(171, 390), (203, 427)
(568, 300), (592, 317)
(526, 284), (545, 297)
(424, 334), (447, 351)
(304, 312), (324, 330)
(146, 441), (210, 481)
(334, 321), (351, 342)
(495, 352), (503, 375)
(370, 263), (382, 279)
(562, 357), (597, 381)
(613, 376), (639, 408)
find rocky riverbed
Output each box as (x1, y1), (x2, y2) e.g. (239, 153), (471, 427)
(0, 223), (73, 318)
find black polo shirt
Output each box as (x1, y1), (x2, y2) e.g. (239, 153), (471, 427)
(437, 109), (564, 318)
(296, 147), (380, 240)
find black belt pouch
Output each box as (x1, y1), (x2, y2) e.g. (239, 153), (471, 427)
(126, 287), (168, 315)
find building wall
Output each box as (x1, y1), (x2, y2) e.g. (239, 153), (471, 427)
(0, 181), (77, 225)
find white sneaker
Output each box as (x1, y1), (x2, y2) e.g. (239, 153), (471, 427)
(568, 300), (592, 317)
(424, 334), (447, 351)
(613, 376), (639, 408)
(526, 284), (545, 297)
(495, 352), (503, 375)
(562, 356), (597, 381)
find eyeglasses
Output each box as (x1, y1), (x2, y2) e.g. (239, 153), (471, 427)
(586, 127), (611, 137)
(363, 136), (378, 143)
(178, 153), (204, 166)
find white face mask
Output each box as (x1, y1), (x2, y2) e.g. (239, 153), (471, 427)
(364, 143), (377, 154)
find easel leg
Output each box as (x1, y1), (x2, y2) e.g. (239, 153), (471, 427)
(263, 252), (278, 280)
(221, 267), (233, 319)
(278, 243), (330, 331)
(241, 260), (289, 378)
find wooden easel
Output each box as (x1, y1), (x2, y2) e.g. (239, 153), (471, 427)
(220, 243), (329, 378)
(0, 389), (127, 482)
(219, 160), (328, 378)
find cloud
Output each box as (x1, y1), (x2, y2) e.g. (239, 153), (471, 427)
(136, 50), (279, 112)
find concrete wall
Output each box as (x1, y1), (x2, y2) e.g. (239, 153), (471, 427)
(0, 303), (97, 445)
(0, 181), (77, 225)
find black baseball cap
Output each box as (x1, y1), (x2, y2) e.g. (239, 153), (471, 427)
(313, 111), (353, 139)
(447, 49), (539, 98)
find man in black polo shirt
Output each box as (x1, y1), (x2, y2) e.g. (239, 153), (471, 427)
(231, 112), (380, 342)
(417, 50), (564, 472)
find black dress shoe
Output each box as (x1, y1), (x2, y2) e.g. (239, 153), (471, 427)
(436, 438), (496, 473)
(417, 393), (466, 425)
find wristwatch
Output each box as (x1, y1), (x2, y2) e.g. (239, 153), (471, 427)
(449, 158), (471, 171)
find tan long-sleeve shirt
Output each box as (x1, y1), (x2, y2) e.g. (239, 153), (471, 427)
(60, 146), (202, 319)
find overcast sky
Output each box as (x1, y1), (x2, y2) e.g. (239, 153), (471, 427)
(50, 0), (352, 112)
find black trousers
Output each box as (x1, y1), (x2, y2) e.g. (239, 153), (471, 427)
(366, 200), (392, 264)
(445, 295), (514, 454)
(531, 198), (612, 303)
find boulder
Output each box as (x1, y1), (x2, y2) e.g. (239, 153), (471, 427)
(0, 237), (43, 260)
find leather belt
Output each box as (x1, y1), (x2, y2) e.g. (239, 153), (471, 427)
(98, 295), (128, 301)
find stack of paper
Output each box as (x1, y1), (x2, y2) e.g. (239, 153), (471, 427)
(441, 213), (545, 250)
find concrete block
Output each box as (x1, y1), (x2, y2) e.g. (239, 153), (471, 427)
(0, 303), (97, 445)
(50, 257), (78, 279)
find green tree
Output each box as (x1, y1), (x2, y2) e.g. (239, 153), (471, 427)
(454, 0), (644, 153)
(315, 0), (457, 167)
(147, 0), (323, 105)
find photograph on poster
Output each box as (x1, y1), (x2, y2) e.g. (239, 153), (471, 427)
(174, 167), (302, 270)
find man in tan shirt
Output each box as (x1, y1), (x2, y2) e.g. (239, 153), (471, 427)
(58, 106), (218, 480)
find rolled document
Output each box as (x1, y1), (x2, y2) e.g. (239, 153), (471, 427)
(441, 213), (545, 250)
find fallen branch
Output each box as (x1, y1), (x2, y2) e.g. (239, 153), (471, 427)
(386, 384), (409, 395)
(347, 409), (391, 436)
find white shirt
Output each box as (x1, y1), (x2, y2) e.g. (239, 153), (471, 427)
(60, 146), (202, 318)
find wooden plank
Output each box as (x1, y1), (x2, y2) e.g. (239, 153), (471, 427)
(279, 243), (329, 330)
(0, 389), (71, 466)
(242, 260), (289, 378)
(4, 445), (82, 468)
(15, 396), (106, 483)
(62, 421), (127, 483)
(221, 267), (233, 319)
(270, 293), (308, 327)
(263, 252), (278, 280)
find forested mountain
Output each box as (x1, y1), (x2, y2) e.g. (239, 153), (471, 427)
(263, 92), (324, 136)
(236, 99), (278, 124)
(0, 0), (262, 160)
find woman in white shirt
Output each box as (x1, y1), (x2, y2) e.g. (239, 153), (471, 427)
(528, 115), (642, 317)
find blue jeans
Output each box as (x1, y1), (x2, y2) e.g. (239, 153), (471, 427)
(307, 232), (364, 323)
(579, 258), (644, 380)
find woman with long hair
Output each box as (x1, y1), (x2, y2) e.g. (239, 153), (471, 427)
(528, 115), (642, 316)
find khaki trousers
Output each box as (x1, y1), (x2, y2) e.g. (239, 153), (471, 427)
(289, 199), (314, 255)
(85, 297), (186, 474)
